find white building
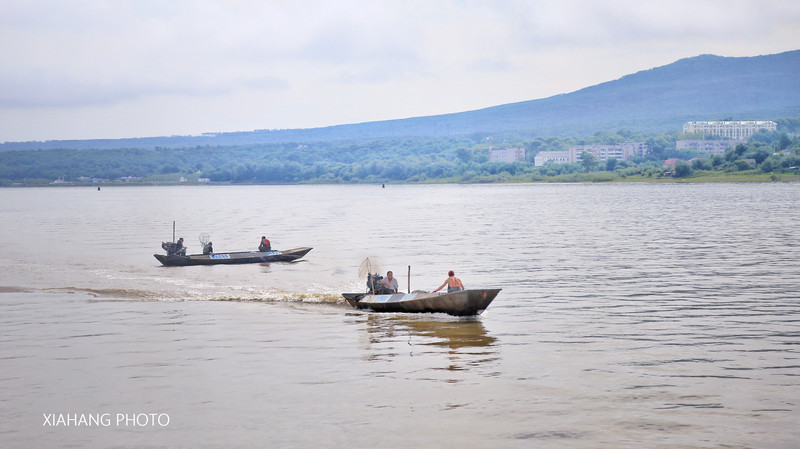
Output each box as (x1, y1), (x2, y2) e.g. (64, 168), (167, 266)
(489, 147), (526, 162)
(534, 151), (571, 167)
(534, 142), (647, 167)
(676, 139), (745, 155)
(683, 120), (777, 139)
(570, 142), (647, 163)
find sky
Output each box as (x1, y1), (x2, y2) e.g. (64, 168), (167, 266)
(1, 0), (799, 143)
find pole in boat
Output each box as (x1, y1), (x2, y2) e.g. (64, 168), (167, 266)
(408, 265), (411, 293)
(172, 221), (176, 243)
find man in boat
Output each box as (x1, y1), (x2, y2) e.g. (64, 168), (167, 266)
(433, 270), (464, 293)
(258, 236), (271, 252)
(378, 271), (399, 293)
(166, 237), (186, 256)
(203, 241), (213, 255)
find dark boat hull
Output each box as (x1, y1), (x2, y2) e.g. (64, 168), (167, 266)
(342, 288), (500, 316)
(154, 247), (312, 266)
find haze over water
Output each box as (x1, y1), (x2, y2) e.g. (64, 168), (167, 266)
(1, 183), (798, 448)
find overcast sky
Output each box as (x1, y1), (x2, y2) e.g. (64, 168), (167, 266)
(1, 0), (798, 143)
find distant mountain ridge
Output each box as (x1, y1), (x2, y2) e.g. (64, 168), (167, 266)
(3, 49), (799, 151)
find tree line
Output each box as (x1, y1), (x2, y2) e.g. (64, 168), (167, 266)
(1, 125), (798, 186)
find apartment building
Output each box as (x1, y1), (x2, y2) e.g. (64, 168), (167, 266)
(682, 120), (777, 139)
(676, 139), (745, 155)
(570, 142), (647, 163)
(489, 147), (526, 162)
(534, 151), (571, 167)
(534, 142), (647, 166)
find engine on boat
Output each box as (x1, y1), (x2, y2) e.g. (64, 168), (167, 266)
(367, 273), (394, 294)
(161, 241), (186, 256)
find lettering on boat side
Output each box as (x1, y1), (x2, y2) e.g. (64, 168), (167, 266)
(210, 254), (230, 259)
(265, 251), (281, 255)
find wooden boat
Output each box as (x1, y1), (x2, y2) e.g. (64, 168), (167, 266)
(342, 288), (501, 316)
(154, 246), (312, 266)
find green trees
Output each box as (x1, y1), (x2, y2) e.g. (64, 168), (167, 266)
(455, 148), (472, 163)
(674, 161), (693, 177)
(580, 152), (599, 172)
(778, 134), (792, 150)
(1, 126), (798, 185)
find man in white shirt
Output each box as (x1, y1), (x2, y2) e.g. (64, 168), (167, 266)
(379, 271), (399, 293)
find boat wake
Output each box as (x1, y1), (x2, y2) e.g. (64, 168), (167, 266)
(39, 286), (348, 306)
(209, 291), (346, 305)
(42, 286), (162, 301)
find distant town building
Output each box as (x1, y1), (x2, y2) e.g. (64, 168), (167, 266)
(534, 142), (647, 167)
(489, 147), (526, 162)
(676, 139), (745, 155)
(682, 120), (777, 139)
(570, 142), (647, 163)
(77, 176), (107, 183)
(534, 151), (571, 167)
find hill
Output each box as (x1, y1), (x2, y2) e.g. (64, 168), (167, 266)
(2, 49), (799, 151)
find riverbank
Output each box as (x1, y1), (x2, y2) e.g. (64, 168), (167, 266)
(4, 170), (800, 187)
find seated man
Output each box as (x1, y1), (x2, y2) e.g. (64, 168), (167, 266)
(202, 241), (213, 255)
(258, 236), (271, 252)
(378, 271), (399, 293)
(167, 237), (186, 256)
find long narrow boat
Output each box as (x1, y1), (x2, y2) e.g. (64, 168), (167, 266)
(342, 288), (501, 316)
(154, 247), (312, 266)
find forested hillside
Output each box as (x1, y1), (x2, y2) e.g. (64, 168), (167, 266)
(2, 50), (798, 151)
(2, 50), (799, 185)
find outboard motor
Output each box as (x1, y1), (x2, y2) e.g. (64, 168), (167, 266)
(162, 242), (186, 256)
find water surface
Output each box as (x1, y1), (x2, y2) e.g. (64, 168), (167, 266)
(1, 183), (798, 448)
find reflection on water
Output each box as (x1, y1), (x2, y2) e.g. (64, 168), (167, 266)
(399, 318), (496, 350)
(361, 314), (497, 349)
(357, 313), (499, 373)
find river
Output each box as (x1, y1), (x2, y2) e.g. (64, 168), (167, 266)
(1, 183), (798, 448)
